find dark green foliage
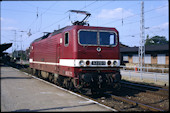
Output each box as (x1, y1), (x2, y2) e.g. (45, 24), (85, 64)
(145, 35), (169, 46)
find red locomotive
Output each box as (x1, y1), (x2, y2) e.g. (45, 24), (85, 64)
(29, 10), (121, 94)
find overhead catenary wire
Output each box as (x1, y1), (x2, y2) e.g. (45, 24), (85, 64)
(4, 1), (168, 42)
(1, 1), (168, 53)
(2, 1), (98, 38)
(88, 2), (141, 26)
(37, 1), (58, 31)
(26, 1), (168, 41)
(20, 1), (62, 15)
(1, 8), (66, 16)
(100, 4), (168, 26)
(30, 1), (99, 37)
(25, 2), (58, 35)
(41, 1), (58, 15)
(117, 13), (167, 29)
(80, 0), (98, 11)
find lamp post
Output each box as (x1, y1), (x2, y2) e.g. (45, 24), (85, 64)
(18, 30), (26, 64)
(11, 30), (17, 59)
(11, 30), (26, 62)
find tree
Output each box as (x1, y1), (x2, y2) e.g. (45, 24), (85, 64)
(145, 35), (169, 46)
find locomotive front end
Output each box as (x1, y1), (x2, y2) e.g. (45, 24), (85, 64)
(74, 26), (122, 93)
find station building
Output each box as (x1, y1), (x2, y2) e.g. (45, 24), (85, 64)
(120, 44), (169, 69)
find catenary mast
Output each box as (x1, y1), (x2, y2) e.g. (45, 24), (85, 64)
(138, 1), (145, 78)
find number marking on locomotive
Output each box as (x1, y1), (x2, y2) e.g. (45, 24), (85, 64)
(91, 61), (106, 65)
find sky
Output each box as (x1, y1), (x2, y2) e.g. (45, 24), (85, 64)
(1, 0), (169, 53)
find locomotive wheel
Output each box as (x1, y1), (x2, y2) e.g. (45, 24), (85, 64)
(113, 82), (121, 91)
(38, 71), (42, 79)
(68, 81), (74, 91)
(91, 86), (104, 95)
(53, 76), (58, 85)
(57, 75), (64, 87)
(63, 78), (72, 90)
(91, 86), (100, 95)
(91, 88), (99, 95)
(30, 68), (33, 75)
(48, 74), (54, 83)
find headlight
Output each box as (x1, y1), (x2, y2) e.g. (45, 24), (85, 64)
(79, 61), (84, 66)
(107, 60), (111, 65)
(86, 61), (90, 66)
(113, 61), (117, 66)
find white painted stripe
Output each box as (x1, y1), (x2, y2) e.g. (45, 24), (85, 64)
(59, 59), (75, 67)
(30, 59), (120, 67)
(74, 59), (120, 67)
(31, 61), (59, 65)
(29, 59), (33, 63)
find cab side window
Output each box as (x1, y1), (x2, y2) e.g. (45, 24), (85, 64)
(64, 32), (69, 46)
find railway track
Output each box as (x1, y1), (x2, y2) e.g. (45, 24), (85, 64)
(103, 92), (165, 111)
(45, 77), (169, 111)
(76, 87), (168, 111)
(74, 80), (169, 111)
(14, 65), (169, 111)
(120, 80), (169, 97)
(97, 80), (169, 111)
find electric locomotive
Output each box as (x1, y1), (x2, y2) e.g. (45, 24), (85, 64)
(29, 10), (121, 94)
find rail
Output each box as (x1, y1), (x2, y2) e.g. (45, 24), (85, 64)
(104, 93), (164, 111)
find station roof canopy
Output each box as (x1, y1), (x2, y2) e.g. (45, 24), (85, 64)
(120, 44), (169, 53)
(0, 43), (12, 56)
(0, 43), (12, 53)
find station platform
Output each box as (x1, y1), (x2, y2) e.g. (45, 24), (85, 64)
(1, 65), (116, 112)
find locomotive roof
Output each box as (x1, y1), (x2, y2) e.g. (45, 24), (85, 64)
(31, 25), (118, 45)
(31, 26), (68, 44)
(51, 26), (67, 36)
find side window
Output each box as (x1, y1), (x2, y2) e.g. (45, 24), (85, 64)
(157, 54), (165, 64)
(133, 54), (139, 63)
(64, 32), (69, 46)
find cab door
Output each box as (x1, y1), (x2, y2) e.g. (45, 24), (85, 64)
(56, 43), (60, 63)
(56, 37), (62, 72)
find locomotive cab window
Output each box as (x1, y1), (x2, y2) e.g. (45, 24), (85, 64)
(78, 30), (117, 47)
(64, 32), (69, 46)
(99, 32), (116, 46)
(79, 31), (97, 45)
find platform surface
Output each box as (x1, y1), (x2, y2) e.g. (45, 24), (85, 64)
(1, 65), (115, 112)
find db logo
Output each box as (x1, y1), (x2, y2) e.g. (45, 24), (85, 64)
(96, 47), (101, 52)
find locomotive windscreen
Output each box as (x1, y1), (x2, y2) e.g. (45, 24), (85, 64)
(99, 32), (116, 46)
(78, 30), (117, 46)
(79, 31), (97, 45)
